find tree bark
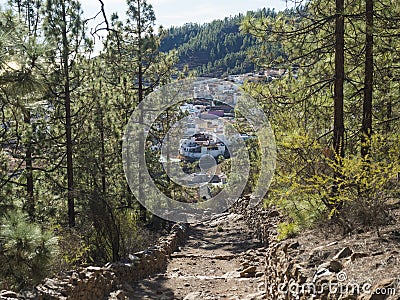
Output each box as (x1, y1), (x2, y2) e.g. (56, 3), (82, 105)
(62, 1), (75, 227)
(24, 111), (34, 220)
(333, 0), (345, 161)
(361, 0), (374, 159)
(99, 106), (106, 195)
(330, 0), (346, 211)
(137, 0), (147, 223)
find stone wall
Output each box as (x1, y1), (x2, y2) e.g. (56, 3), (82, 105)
(11, 223), (188, 300)
(263, 240), (399, 300)
(231, 195), (281, 246)
(231, 196), (400, 300)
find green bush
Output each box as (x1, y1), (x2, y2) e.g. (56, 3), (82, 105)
(0, 210), (58, 289)
(277, 221), (299, 240)
(269, 133), (400, 235)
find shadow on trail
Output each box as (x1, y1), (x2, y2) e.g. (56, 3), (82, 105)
(182, 223), (262, 254)
(129, 274), (175, 300)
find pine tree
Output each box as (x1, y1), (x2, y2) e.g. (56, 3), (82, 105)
(241, 0), (400, 232)
(105, 0), (177, 223)
(42, 0), (89, 227)
(0, 4), (50, 220)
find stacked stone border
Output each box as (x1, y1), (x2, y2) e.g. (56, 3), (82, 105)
(232, 196), (400, 300)
(5, 223), (189, 300)
(231, 195), (281, 246)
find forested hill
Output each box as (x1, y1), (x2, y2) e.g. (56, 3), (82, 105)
(160, 8), (281, 77)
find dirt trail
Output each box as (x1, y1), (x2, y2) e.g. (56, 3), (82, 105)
(109, 213), (267, 300)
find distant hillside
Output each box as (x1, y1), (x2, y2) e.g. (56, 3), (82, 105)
(160, 8), (282, 77)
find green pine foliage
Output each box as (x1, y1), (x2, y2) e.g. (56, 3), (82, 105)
(0, 0), (177, 288)
(0, 0), (399, 290)
(243, 0), (400, 236)
(160, 8), (283, 76)
(0, 210), (58, 289)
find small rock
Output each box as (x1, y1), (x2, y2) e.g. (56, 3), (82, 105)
(183, 292), (202, 300)
(289, 241), (300, 249)
(268, 210), (280, 217)
(389, 230), (400, 240)
(183, 282), (191, 287)
(386, 198), (400, 208)
(249, 256), (259, 262)
(109, 290), (127, 300)
(329, 260), (343, 272)
(246, 249), (255, 255)
(128, 254), (140, 262)
(0, 291), (18, 298)
(350, 252), (369, 262)
(240, 266), (257, 278)
(313, 267), (332, 282)
(122, 284), (135, 293)
(326, 241), (338, 247)
(160, 294), (174, 300)
(334, 246), (353, 259)
(43, 278), (60, 290)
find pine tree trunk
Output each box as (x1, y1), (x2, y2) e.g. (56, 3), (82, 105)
(331, 0), (346, 211)
(138, 68), (147, 223)
(24, 111), (34, 220)
(100, 109), (106, 195)
(62, 1), (75, 227)
(361, 0), (374, 159)
(333, 0), (345, 161)
(137, 0), (147, 223)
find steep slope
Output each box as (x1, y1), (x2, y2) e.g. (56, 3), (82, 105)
(160, 8), (282, 77)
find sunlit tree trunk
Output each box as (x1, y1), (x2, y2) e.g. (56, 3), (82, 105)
(333, 0), (345, 162)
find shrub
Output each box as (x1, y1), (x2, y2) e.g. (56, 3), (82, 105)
(277, 221), (299, 240)
(0, 210), (58, 289)
(269, 133), (400, 235)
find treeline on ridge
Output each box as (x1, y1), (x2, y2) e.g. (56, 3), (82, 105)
(159, 8), (284, 77)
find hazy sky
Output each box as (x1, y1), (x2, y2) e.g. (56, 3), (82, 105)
(0, 0), (292, 27)
(0, 0), (292, 51)
(91, 0), (292, 28)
